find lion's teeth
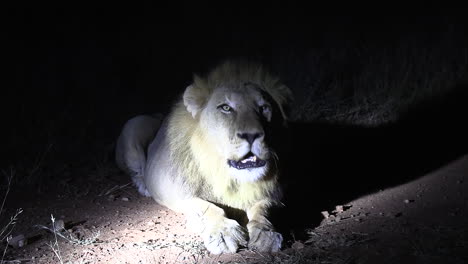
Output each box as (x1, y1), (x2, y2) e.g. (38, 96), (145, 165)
(241, 155), (257, 164)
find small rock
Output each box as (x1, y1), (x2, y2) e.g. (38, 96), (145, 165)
(291, 241), (304, 250)
(121, 197), (129, 202)
(335, 205), (344, 213)
(7, 234), (26, 248)
(321, 211), (330, 219)
(54, 220), (65, 232)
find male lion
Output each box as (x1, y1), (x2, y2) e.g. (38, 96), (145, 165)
(115, 60), (292, 254)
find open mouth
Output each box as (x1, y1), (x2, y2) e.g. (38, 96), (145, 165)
(228, 152), (266, 170)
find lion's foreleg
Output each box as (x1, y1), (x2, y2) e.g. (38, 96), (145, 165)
(246, 199), (283, 252)
(178, 198), (247, 254)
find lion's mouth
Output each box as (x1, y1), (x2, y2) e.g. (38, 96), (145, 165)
(228, 152), (266, 170)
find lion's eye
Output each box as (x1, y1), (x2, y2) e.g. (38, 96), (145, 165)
(260, 105), (270, 113)
(259, 104), (272, 121)
(218, 104), (232, 113)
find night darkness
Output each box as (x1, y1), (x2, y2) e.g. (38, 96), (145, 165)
(2, 4), (468, 263)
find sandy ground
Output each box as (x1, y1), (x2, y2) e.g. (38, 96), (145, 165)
(2, 153), (468, 264)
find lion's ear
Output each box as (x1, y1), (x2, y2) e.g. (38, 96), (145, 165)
(270, 84), (294, 121)
(183, 80), (209, 118)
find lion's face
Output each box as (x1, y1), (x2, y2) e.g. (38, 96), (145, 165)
(184, 81), (285, 182)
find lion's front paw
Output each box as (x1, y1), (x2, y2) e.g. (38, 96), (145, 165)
(202, 218), (247, 254)
(247, 222), (283, 252)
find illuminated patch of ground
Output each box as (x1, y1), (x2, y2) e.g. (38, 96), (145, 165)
(3, 155), (468, 263)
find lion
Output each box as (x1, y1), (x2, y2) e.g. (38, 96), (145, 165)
(115, 60), (292, 254)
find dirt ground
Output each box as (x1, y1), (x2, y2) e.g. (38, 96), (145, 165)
(2, 153), (468, 264)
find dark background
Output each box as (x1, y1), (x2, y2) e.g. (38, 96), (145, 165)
(2, 3), (468, 209)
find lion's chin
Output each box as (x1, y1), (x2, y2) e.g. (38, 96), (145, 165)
(227, 152), (267, 170)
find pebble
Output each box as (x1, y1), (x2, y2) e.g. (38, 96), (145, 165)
(54, 219), (65, 232)
(335, 205), (344, 213)
(321, 211), (330, 219)
(8, 234), (26, 248)
(291, 241), (304, 250)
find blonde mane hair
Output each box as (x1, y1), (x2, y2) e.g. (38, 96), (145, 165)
(193, 60), (292, 120)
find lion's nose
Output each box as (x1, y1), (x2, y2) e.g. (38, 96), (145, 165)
(237, 132), (263, 145)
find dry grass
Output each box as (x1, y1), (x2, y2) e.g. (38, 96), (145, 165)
(0, 170), (23, 264)
(274, 28), (468, 125)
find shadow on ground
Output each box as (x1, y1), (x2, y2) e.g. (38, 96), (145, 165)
(273, 82), (468, 243)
